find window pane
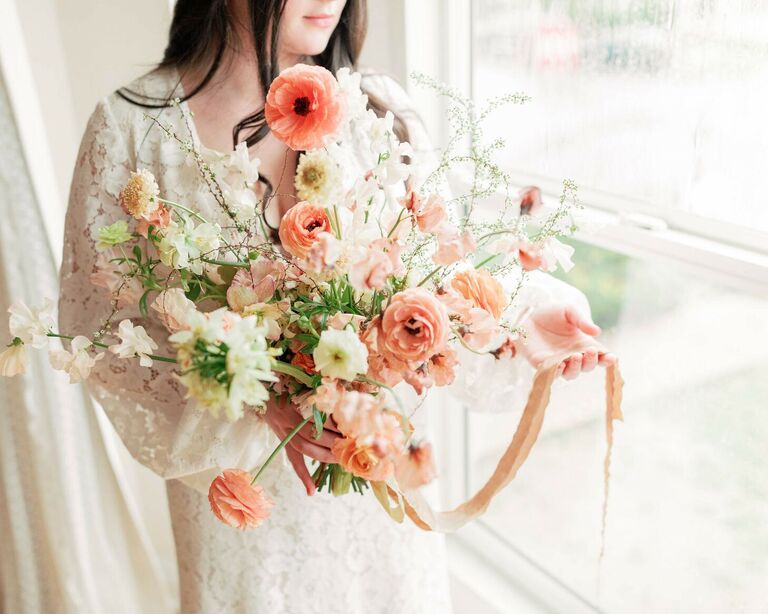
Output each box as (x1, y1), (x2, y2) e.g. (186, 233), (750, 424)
(466, 242), (768, 612)
(472, 0), (768, 232)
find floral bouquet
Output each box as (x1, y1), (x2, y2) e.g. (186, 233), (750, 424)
(1, 65), (623, 532)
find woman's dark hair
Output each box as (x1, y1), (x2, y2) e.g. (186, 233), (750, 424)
(119, 0), (409, 148)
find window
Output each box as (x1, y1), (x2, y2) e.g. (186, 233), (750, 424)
(465, 240), (768, 613)
(472, 0), (768, 246)
(404, 1), (768, 612)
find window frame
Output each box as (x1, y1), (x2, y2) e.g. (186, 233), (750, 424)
(404, 1), (768, 611)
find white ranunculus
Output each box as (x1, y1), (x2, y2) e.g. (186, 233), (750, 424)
(312, 327), (369, 381)
(109, 320), (159, 367)
(0, 343), (28, 377)
(49, 336), (103, 383)
(8, 299), (55, 348)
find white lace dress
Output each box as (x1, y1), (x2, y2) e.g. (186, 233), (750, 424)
(58, 68), (454, 614)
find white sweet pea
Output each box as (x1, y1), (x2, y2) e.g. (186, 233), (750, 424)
(8, 299), (55, 348)
(227, 141), (260, 185)
(313, 327), (369, 381)
(0, 342), (28, 377)
(49, 336), (103, 383)
(158, 218), (221, 275)
(336, 67), (368, 119)
(110, 320), (159, 367)
(539, 237), (575, 273)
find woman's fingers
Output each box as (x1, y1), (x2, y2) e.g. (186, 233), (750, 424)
(581, 350), (598, 373)
(297, 421), (339, 449)
(286, 446), (316, 497)
(565, 307), (601, 336)
(598, 352), (617, 367)
(289, 436), (336, 464)
(562, 353), (582, 380)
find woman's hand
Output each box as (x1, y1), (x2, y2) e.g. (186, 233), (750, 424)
(519, 304), (616, 380)
(263, 398), (342, 496)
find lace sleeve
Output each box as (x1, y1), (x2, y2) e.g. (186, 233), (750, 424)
(58, 98), (273, 493)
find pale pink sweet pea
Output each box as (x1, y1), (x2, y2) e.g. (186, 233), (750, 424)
(136, 203), (172, 238)
(400, 189), (446, 233)
(433, 224), (476, 266)
(428, 347), (458, 386)
(395, 443), (438, 490)
(226, 259), (282, 312)
(348, 249), (393, 292)
(308, 231), (343, 271)
(326, 312), (366, 331)
(403, 366), (434, 395)
(151, 288), (195, 333)
(518, 186), (543, 216)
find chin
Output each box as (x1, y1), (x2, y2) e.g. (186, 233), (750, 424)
(287, 31), (336, 58)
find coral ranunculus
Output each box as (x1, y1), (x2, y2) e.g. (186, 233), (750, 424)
(264, 64), (346, 151)
(451, 268), (509, 320)
(208, 470), (274, 530)
(332, 437), (393, 481)
(278, 202), (332, 259)
(380, 288), (449, 363)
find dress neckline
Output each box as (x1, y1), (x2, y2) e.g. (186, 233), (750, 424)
(171, 66), (261, 163)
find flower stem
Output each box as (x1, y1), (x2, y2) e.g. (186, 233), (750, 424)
(251, 417), (310, 485)
(272, 360), (315, 387)
(416, 266), (442, 288)
(159, 198), (209, 224)
(46, 332), (178, 363)
(201, 257), (250, 268)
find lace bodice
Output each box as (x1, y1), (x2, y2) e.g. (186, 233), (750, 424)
(58, 67), (586, 613)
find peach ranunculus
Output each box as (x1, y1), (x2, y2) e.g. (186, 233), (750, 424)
(264, 64), (346, 151)
(332, 437), (394, 481)
(433, 224), (476, 266)
(381, 288), (449, 363)
(395, 442), (437, 490)
(451, 268), (509, 320)
(208, 469), (274, 530)
(151, 288), (196, 333)
(136, 203), (172, 238)
(278, 202), (332, 260)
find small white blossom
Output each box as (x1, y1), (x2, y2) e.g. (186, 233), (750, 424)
(49, 336), (103, 383)
(110, 320), (159, 367)
(157, 218), (221, 275)
(0, 343), (27, 377)
(540, 237), (575, 273)
(8, 300), (55, 348)
(313, 327), (369, 381)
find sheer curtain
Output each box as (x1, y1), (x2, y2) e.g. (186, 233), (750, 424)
(0, 66), (177, 613)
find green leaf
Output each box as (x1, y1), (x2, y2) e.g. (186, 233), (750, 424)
(139, 290), (151, 318)
(312, 406), (325, 440)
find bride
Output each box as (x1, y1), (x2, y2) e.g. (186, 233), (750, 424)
(58, 0), (612, 612)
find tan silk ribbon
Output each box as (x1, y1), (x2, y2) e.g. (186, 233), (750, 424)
(397, 357), (625, 533)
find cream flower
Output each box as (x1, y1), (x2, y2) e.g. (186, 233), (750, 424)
(294, 150), (341, 205)
(119, 169), (160, 220)
(109, 320), (158, 367)
(8, 299), (54, 348)
(151, 288), (196, 333)
(157, 218), (221, 275)
(0, 342), (27, 377)
(313, 327), (368, 381)
(49, 336), (103, 383)
(241, 302), (285, 340)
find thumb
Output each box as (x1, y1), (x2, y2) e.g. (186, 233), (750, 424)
(286, 446), (316, 496)
(565, 307), (601, 336)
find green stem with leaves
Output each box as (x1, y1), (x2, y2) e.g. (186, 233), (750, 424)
(251, 417), (310, 485)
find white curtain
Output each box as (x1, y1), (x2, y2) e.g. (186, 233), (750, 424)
(0, 67), (177, 614)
